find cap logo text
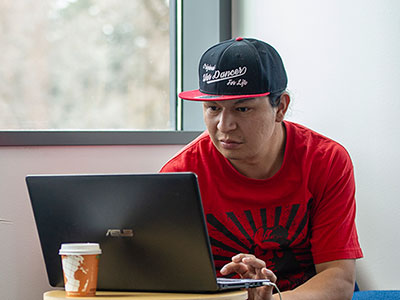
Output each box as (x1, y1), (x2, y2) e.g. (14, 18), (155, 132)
(203, 66), (247, 84)
(203, 63), (216, 71)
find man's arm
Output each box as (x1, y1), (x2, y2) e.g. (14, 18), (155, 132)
(275, 259), (356, 300)
(221, 254), (356, 300)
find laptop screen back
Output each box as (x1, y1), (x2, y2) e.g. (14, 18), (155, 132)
(26, 172), (219, 292)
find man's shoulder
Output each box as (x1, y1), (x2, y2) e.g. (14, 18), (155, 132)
(173, 130), (212, 158)
(160, 131), (213, 172)
(285, 121), (353, 170)
(286, 121), (349, 153)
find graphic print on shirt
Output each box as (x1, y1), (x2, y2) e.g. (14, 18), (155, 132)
(206, 201), (316, 291)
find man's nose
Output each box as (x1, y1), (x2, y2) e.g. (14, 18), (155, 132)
(217, 111), (237, 132)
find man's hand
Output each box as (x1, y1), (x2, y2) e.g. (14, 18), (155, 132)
(220, 253), (277, 300)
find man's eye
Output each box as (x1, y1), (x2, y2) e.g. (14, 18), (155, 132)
(237, 107), (249, 112)
(208, 106), (218, 111)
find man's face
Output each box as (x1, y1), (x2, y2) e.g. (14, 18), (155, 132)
(203, 96), (281, 164)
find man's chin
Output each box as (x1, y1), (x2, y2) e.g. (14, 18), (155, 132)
(217, 148), (242, 161)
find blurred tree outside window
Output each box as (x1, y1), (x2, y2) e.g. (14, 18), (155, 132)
(0, 0), (171, 130)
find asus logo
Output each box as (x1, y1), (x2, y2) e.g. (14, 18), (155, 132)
(106, 229), (134, 237)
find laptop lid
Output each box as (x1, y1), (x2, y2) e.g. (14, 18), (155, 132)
(26, 172), (221, 293)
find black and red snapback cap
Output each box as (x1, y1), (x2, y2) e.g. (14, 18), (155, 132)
(179, 37), (288, 101)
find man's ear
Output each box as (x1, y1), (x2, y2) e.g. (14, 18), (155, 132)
(275, 92), (290, 122)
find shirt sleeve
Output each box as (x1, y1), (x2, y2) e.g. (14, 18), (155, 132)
(309, 146), (363, 264)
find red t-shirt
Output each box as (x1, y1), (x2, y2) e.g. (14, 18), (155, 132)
(160, 121), (363, 291)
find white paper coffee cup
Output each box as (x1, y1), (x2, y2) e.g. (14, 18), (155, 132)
(59, 243), (102, 297)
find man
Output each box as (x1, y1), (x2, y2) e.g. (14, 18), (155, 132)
(160, 37), (363, 300)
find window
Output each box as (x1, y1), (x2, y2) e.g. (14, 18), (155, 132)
(0, 0), (231, 145)
(0, 0), (171, 130)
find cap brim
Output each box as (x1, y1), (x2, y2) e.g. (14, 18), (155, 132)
(179, 89), (271, 101)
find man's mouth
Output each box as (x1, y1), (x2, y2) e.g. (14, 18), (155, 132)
(219, 139), (242, 149)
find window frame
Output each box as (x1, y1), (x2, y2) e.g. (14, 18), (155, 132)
(0, 0), (231, 146)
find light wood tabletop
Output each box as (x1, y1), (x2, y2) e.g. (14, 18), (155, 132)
(43, 290), (248, 300)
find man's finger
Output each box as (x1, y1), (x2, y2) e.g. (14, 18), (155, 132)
(220, 262), (250, 276)
(232, 253), (256, 263)
(261, 267), (277, 283)
(242, 256), (266, 269)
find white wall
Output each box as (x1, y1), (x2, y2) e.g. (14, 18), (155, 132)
(233, 0), (400, 290)
(0, 145), (182, 300)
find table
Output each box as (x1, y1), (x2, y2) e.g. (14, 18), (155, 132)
(43, 290), (248, 300)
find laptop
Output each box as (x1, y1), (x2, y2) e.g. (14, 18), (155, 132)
(26, 172), (271, 293)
